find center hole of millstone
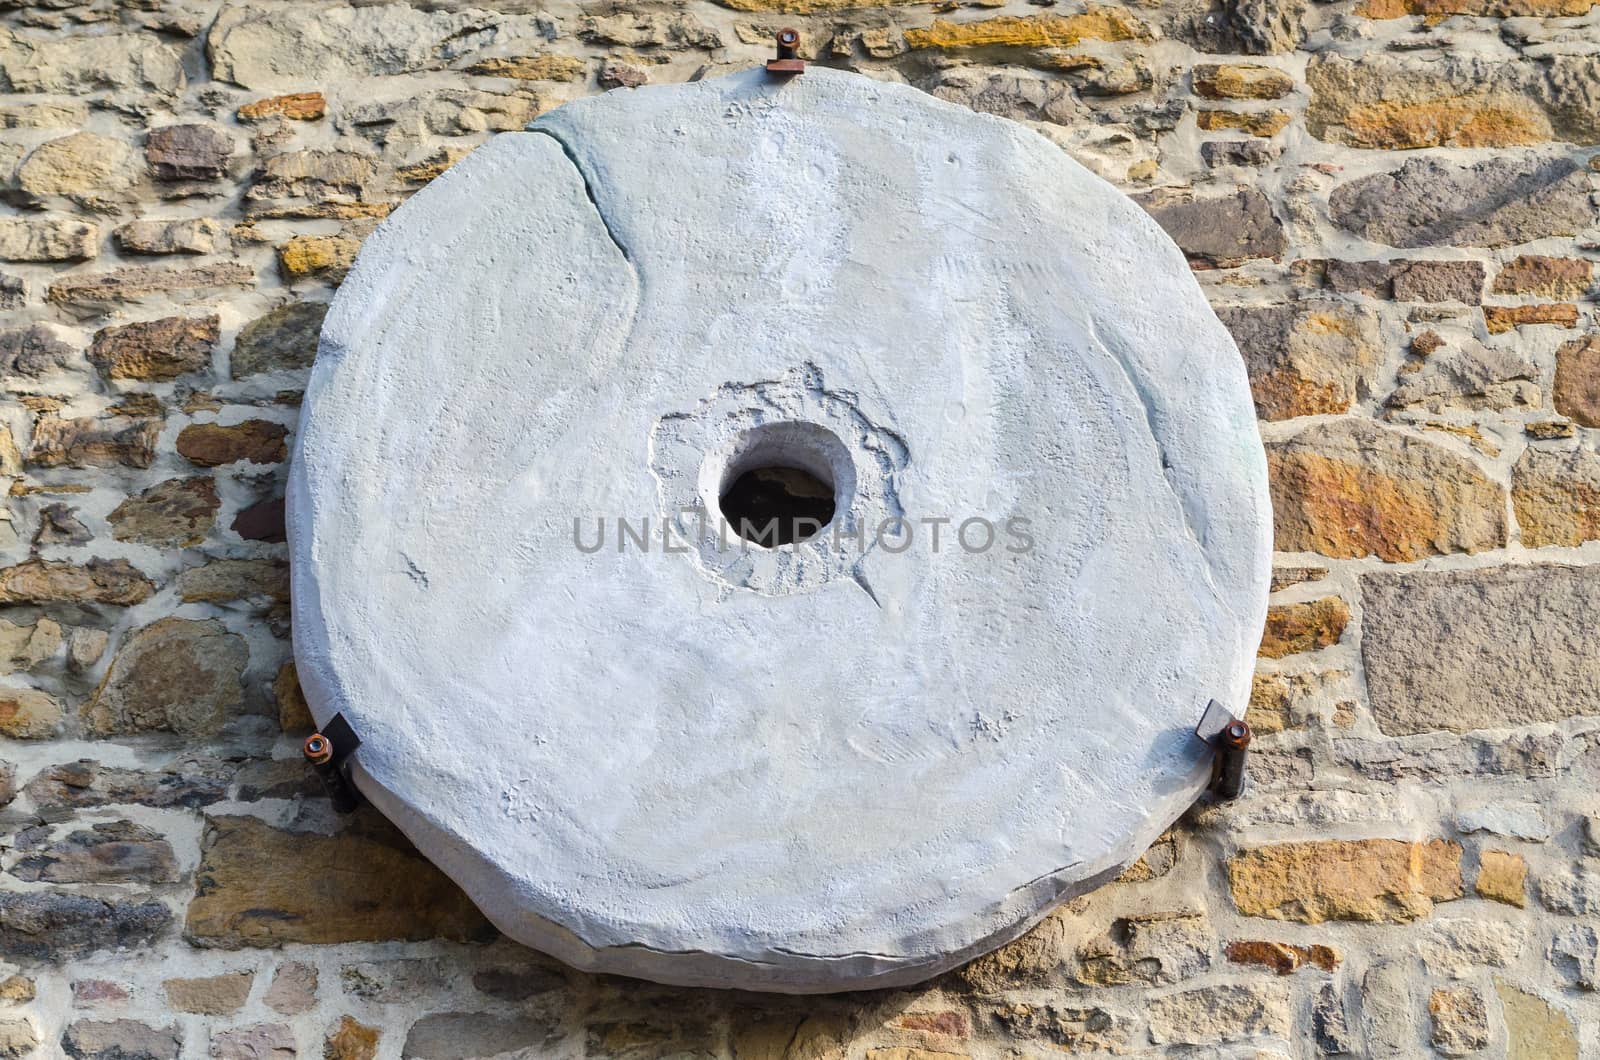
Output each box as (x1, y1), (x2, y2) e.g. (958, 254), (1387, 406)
(715, 422), (845, 548)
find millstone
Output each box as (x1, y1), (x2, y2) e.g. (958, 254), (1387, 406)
(289, 66), (1271, 992)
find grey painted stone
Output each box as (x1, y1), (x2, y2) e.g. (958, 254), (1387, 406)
(291, 68), (1270, 991)
(1330, 157), (1593, 248)
(1362, 565), (1600, 736)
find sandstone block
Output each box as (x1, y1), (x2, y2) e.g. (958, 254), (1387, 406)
(84, 618), (247, 737)
(1331, 157), (1592, 248)
(1227, 838), (1462, 922)
(0, 216), (96, 262)
(90, 314), (218, 380)
(108, 476), (220, 548)
(1554, 335), (1600, 427)
(1362, 565), (1600, 734)
(1259, 597), (1348, 658)
(1193, 63), (1294, 100)
(1477, 850), (1527, 907)
(232, 302), (327, 377)
(1268, 419), (1504, 561)
(11, 821), (178, 885)
(185, 815), (493, 946)
(1146, 983), (1291, 1045)
(1135, 188), (1285, 267)
(0, 558), (153, 604)
(28, 414), (161, 469)
(177, 420), (289, 466)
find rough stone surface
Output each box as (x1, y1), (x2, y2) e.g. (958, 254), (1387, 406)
(1512, 446), (1600, 547)
(83, 618), (247, 737)
(1146, 983), (1291, 1045)
(0, 893), (170, 962)
(89, 315), (219, 381)
(1227, 839), (1463, 922)
(1258, 597), (1347, 658)
(1362, 565), (1600, 735)
(16, 132), (137, 205)
(1267, 419), (1506, 561)
(145, 124), (234, 181)
(231, 302), (327, 377)
(1553, 335), (1600, 427)
(115, 218), (226, 256)
(1477, 849), (1528, 907)
(61, 1020), (180, 1060)
(0, 32), (183, 95)
(1330, 157), (1594, 248)
(293, 67), (1271, 993)
(177, 420), (289, 467)
(1215, 302), (1379, 420)
(186, 815), (492, 946)
(0, 216), (97, 262)
(11, 821), (178, 884)
(1498, 982), (1579, 1060)
(0, 558), (153, 605)
(108, 477), (220, 548)
(1135, 187), (1286, 266)
(27, 414), (161, 469)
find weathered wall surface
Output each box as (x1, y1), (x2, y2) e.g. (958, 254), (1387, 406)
(0, 0), (1597, 1057)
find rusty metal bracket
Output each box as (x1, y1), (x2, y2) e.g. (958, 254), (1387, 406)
(766, 28), (805, 75)
(1194, 699), (1251, 800)
(304, 712), (363, 814)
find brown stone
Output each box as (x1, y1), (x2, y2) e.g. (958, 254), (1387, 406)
(47, 263), (254, 313)
(90, 315), (218, 381)
(1195, 108), (1292, 136)
(325, 1016), (379, 1060)
(1512, 446), (1600, 548)
(1484, 303), (1578, 334)
(1268, 419), (1505, 561)
(1555, 335), (1600, 427)
(1494, 255), (1592, 298)
(1360, 0), (1595, 12)
(165, 972), (252, 1015)
(1193, 63), (1293, 100)
(83, 618), (247, 737)
(278, 234), (360, 281)
(1393, 260), (1484, 303)
(247, 150), (379, 219)
(12, 821), (178, 885)
(1259, 598), (1348, 659)
(146, 124), (233, 181)
(275, 662), (313, 733)
(177, 420), (289, 467)
(1477, 850), (1527, 907)
(0, 558), (153, 605)
(599, 61), (649, 90)
(28, 413), (160, 469)
(239, 92), (327, 122)
(0, 616), (61, 674)
(232, 302), (327, 377)
(1224, 939), (1340, 974)
(0, 687), (61, 739)
(185, 814), (493, 946)
(904, 11), (1149, 49)
(0, 975), (33, 1002)
(177, 559), (289, 605)
(109, 477), (220, 548)
(465, 55), (586, 81)
(17, 132), (137, 204)
(233, 497), (287, 542)
(1136, 188), (1286, 268)
(1227, 838), (1463, 922)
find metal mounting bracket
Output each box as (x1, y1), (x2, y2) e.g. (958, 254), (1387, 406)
(766, 28), (805, 75)
(304, 712), (364, 814)
(1194, 699), (1251, 800)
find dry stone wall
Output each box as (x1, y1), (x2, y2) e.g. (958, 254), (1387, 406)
(0, 0), (1598, 1056)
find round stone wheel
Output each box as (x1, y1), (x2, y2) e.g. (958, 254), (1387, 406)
(289, 66), (1271, 993)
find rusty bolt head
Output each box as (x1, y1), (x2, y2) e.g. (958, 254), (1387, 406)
(304, 733), (333, 764)
(777, 27), (800, 47)
(1222, 719), (1252, 749)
